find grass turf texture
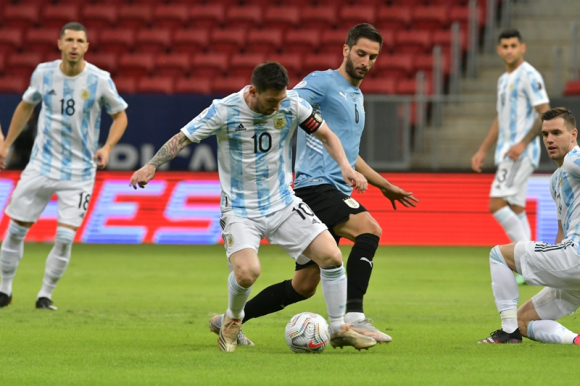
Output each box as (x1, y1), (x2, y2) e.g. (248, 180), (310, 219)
(0, 244), (578, 386)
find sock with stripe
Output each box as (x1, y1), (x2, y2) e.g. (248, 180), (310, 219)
(345, 233), (380, 315)
(490, 246), (519, 333)
(320, 264), (347, 333)
(527, 320), (578, 344)
(38, 227), (76, 299)
(0, 221), (30, 295)
(517, 211), (532, 241)
(493, 206), (529, 242)
(226, 271), (251, 321)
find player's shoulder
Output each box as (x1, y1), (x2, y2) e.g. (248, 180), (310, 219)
(215, 89), (244, 107)
(84, 61), (112, 79)
(521, 61), (543, 78)
(34, 60), (60, 73)
(563, 146), (580, 173)
(296, 70), (334, 87)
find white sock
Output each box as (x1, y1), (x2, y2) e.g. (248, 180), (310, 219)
(345, 312), (365, 324)
(517, 211), (532, 241)
(0, 221), (29, 295)
(490, 246), (519, 333)
(527, 320), (578, 344)
(320, 264), (347, 333)
(37, 227), (75, 299)
(493, 206), (528, 242)
(226, 271), (251, 320)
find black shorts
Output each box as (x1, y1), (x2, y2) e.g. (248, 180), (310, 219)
(294, 184), (368, 270)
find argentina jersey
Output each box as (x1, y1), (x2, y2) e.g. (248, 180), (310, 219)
(23, 60), (127, 181)
(293, 70), (364, 195)
(551, 146), (580, 251)
(180, 87), (314, 218)
(496, 61), (549, 167)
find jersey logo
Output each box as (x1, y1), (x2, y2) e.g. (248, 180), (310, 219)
(274, 117), (286, 129)
(343, 197), (360, 209)
(235, 123), (246, 131)
(339, 92), (347, 101)
(81, 89), (90, 100)
(537, 82), (542, 90)
(48, 89), (57, 96)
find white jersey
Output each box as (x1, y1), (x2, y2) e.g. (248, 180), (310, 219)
(181, 86), (315, 218)
(23, 60), (128, 181)
(496, 61), (549, 167)
(550, 146), (580, 252)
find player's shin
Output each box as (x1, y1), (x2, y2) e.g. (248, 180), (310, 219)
(490, 246), (519, 333)
(0, 221), (30, 295)
(38, 226), (75, 299)
(527, 320), (579, 344)
(320, 264), (347, 333)
(493, 207), (529, 242)
(226, 271), (252, 320)
(345, 233), (379, 320)
(517, 212), (532, 241)
(242, 280), (306, 324)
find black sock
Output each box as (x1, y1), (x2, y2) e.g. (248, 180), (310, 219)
(243, 280), (307, 324)
(346, 233), (380, 314)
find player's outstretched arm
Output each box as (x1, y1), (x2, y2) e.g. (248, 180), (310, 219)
(313, 122), (367, 193)
(471, 117), (499, 173)
(505, 103), (550, 160)
(0, 101), (36, 170)
(130, 132), (192, 189)
(355, 155), (418, 210)
(95, 110), (128, 169)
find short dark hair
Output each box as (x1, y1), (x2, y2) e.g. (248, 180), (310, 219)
(345, 23), (383, 49)
(542, 107), (576, 130)
(498, 29), (522, 43)
(60, 22), (88, 40)
(251, 62), (289, 93)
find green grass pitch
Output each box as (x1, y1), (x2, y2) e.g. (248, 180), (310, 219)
(0, 244), (578, 385)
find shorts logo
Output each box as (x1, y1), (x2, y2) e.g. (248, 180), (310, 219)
(343, 197), (360, 209)
(222, 233), (234, 249)
(274, 117), (286, 129)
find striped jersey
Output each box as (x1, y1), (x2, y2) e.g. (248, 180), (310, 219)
(551, 146), (580, 250)
(294, 70), (364, 195)
(496, 61), (549, 167)
(180, 86), (315, 218)
(22, 60), (128, 181)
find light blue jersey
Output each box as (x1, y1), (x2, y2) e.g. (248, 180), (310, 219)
(294, 70), (364, 195)
(551, 146), (580, 251)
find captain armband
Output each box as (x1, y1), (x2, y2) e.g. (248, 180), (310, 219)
(299, 112), (324, 134)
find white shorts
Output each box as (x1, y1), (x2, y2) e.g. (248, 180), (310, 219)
(490, 158), (535, 207)
(220, 196), (327, 264)
(531, 286), (580, 319)
(5, 166), (95, 228)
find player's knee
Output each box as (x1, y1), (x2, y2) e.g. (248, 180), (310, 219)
(489, 245), (507, 266)
(292, 272), (320, 298)
(235, 266), (260, 288)
(319, 246), (343, 268)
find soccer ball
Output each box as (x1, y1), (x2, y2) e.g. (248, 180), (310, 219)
(284, 312), (330, 353)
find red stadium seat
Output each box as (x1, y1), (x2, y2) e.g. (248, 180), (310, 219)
(262, 7), (299, 32)
(153, 4), (189, 30)
(2, 5), (40, 29)
(0, 55), (4, 75)
(210, 28), (246, 55)
(412, 6), (450, 31)
(338, 6), (375, 26)
(25, 28), (60, 57)
(302, 54), (342, 76)
(98, 29), (135, 55)
(267, 53), (303, 81)
(246, 29), (283, 55)
(118, 53), (155, 78)
(373, 54), (414, 80)
(389, 0), (424, 6)
(172, 29), (209, 54)
(86, 53), (118, 74)
(135, 28), (171, 53)
(229, 53), (266, 78)
(113, 77), (136, 94)
(174, 78), (211, 95)
(81, 5), (118, 30)
(449, 5), (485, 32)
(189, 4), (225, 30)
(300, 6), (337, 30)
(226, 6), (262, 29)
(190, 53), (229, 78)
(432, 29), (468, 58)
(360, 78), (396, 95)
(118, 5), (152, 30)
(319, 29), (348, 55)
(0, 29), (23, 55)
(155, 53), (190, 78)
(137, 76), (174, 94)
(564, 80), (580, 96)
(396, 77), (432, 95)
(395, 30), (432, 55)
(284, 30), (320, 55)
(42, 4), (79, 29)
(0, 76), (27, 93)
(211, 76), (248, 95)
(6, 53), (42, 78)
(375, 7), (411, 33)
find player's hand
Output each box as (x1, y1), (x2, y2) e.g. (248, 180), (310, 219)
(505, 142), (525, 160)
(342, 168), (367, 193)
(130, 164), (156, 189)
(380, 184), (419, 210)
(0, 144), (9, 170)
(94, 146), (111, 169)
(471, 150), (485, 173)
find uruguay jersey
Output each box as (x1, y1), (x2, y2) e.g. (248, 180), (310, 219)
(181, 86), (316, 218)
(496, 61), (549, 167)
(550, 146), (580, 251)
(294, 70), (364, 195)
(23, 60), (128, 181)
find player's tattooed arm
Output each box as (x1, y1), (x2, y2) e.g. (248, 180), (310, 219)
(147, 132), (192, 168)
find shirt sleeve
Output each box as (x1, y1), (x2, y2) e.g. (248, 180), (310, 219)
(293, 72), (328, 106)
(563, 148), (580, 179)
(180, 101), (225, 143)
(100, 76), (128, 115)
(22, 67), (43, 105)
(523, 70), (549, 107)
